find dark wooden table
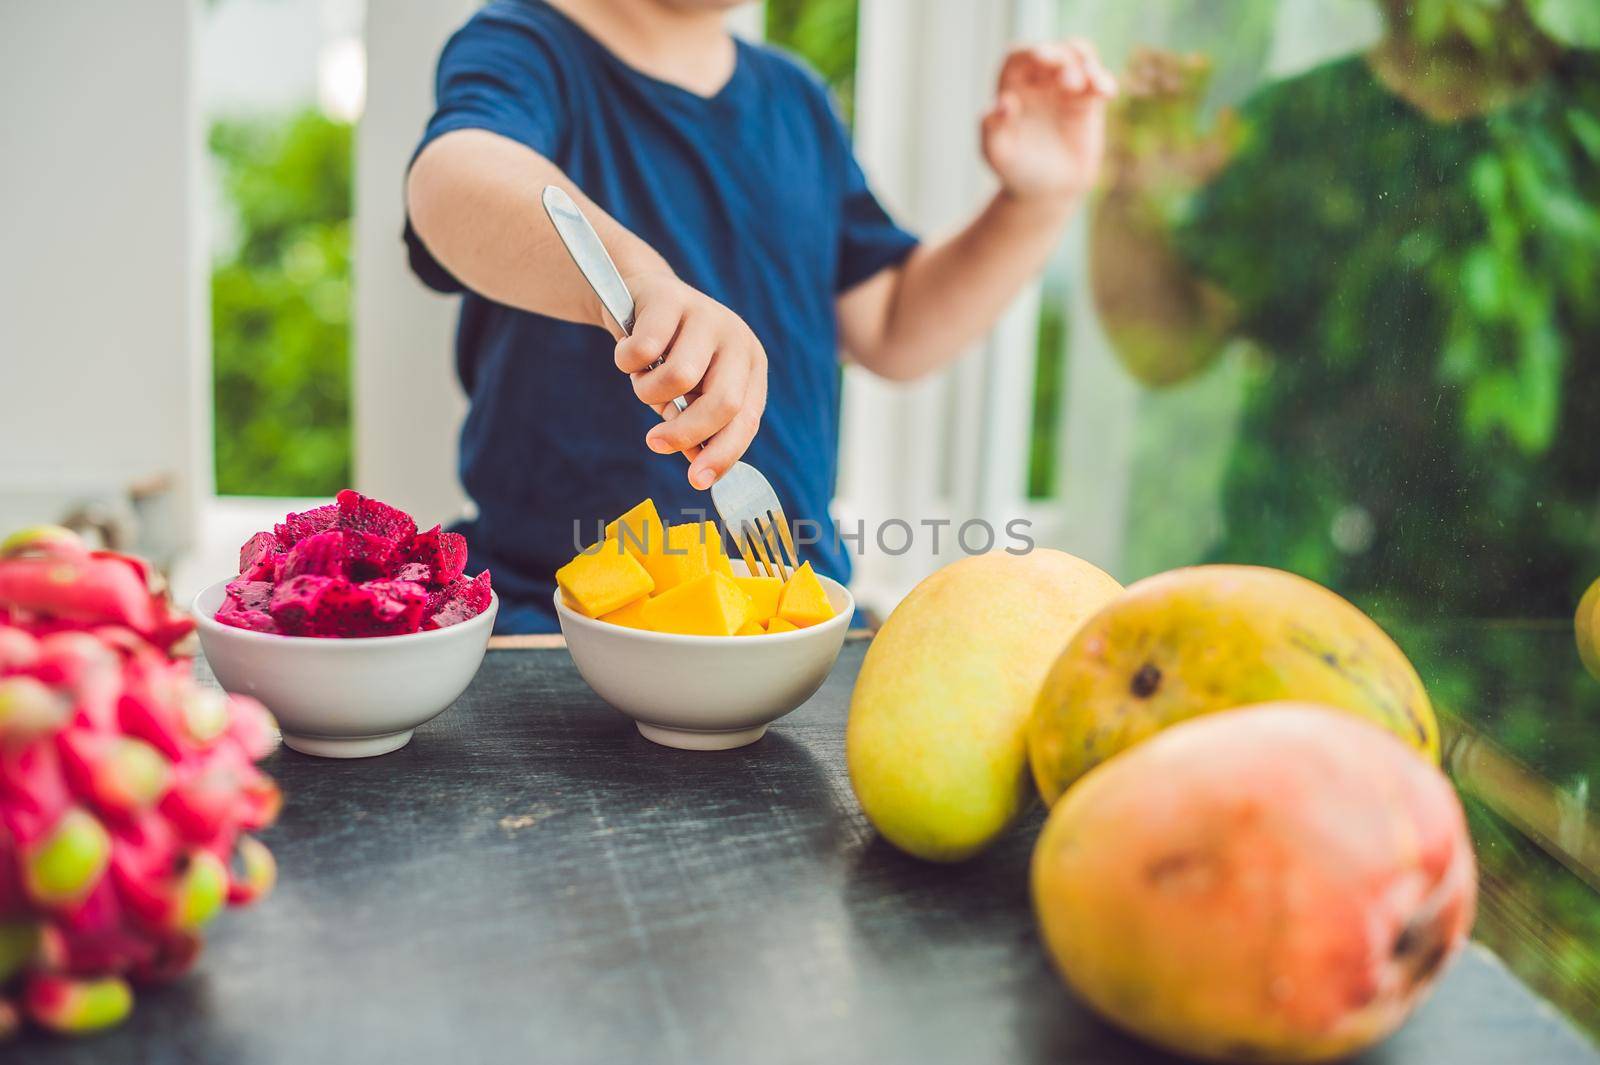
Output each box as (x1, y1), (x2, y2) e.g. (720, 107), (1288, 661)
(19, 641), (1600, 1064)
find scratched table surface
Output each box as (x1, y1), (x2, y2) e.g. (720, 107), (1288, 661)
(19, 640), (1600, 1065)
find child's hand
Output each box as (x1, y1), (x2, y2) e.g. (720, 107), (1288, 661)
(612, 270), (769, 490)
(982, 41), (1117, 205)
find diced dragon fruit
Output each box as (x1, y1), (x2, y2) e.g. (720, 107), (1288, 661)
(335, 490), (416, 547)
(215, 598), (278, 634)
(236, 533), (282, 582)
(223, 580), (274, 614)
(424, 571), (492, 630)
(278, 530), (398, 583)
(267, 575), (336, 636)
(220, 492), (490, 638)
(265, 575), (429, 638)
(272, 504), (338, 550)
(394, 561), (432, 584)
(407, 526), (468, 585)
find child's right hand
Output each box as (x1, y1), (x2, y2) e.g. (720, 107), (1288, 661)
(612, 271), (769, 491)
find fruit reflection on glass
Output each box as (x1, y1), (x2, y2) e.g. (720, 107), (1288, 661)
(1576, 576), (1600, 681)
(0, 528), (280, 1037)
(1089, 48), (1240, 389)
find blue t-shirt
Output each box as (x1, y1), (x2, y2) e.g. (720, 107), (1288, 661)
(405, 0), (918, 633)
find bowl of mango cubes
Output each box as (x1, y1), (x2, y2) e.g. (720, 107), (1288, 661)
(554, 499), (854, 749)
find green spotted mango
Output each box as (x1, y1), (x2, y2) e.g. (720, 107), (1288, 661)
(1027, 565), (1437, 806)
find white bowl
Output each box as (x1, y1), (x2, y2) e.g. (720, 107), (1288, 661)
(193, 580), (497, 759)
(553, 566), (855, 750)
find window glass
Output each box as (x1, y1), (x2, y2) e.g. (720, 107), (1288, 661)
(203, 0), (363, 496)
(1041, 0), (1600, 1033)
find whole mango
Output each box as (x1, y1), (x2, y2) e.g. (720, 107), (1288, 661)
(1028, 564), (1436, 805)
(847, 551), (1121, 861)
(1033, 703), (1476, 1063)
(1575, 576), (1600, 681)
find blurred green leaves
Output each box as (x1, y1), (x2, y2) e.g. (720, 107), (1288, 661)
(210, 110), (353, 496)
(765, 0), (859, 123)
(1528, 0), (1600, 46)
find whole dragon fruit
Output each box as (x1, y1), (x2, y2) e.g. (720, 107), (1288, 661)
(0, 528), (280, 1037)
(216, 490), (492, 638)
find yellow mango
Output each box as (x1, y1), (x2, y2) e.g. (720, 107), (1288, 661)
(764, 616), (799, 634)
(777, 563), (833, 628)
(734, 576), (783, 621)
(556, 540), (654, 618)
(735, 619), (764, 636)
(704, 524), (735, 577)
(603, 499), (687, 591)
(644, 522), (714, 592)
(599, 596), (651, 630)
(605, 498), (664, 554)
(640, 572), (752, 636)
(1027, 564), (1438, 807)
(847, 551), (1123, 862)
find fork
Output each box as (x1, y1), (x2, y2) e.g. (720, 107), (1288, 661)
(540, 186), (804, 581)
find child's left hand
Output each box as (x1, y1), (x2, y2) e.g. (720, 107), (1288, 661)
(982, 41), (1117, 205)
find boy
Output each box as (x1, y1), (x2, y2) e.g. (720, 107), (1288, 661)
(405, 0), (1115, 632)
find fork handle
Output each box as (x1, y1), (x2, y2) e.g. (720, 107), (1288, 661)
(541, 185), (689, 415)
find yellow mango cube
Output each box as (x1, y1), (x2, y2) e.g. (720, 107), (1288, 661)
(643, 521), (713, 592)
(605, 499), (690, 591)
(641, 572), (752, 636)
(764, 616), (799, 634)
(734, 576), (783, 622)
(680, 520), (732, 577)
(599, 596), (651, 630)
(556, 539), (654, 618)
(777, 562), (834, 628)
(709, 535), (735, 577)
(735, 619), (764, 636)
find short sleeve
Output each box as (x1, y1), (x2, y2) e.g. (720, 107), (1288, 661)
(404, 8), (570, 293)
(830, 111), (919, 293)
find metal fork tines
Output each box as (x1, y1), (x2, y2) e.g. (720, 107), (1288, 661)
(713, 461), (800, 581)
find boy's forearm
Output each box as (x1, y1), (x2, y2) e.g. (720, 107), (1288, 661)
(840, 191), (1076, 381)
(406, 128), (670, 335)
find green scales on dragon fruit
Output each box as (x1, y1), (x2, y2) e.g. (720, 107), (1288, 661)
(216, 491), (492, 638)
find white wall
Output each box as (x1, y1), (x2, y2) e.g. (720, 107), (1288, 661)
(0, 0), (204, 545)
(352, 0), (478, 529)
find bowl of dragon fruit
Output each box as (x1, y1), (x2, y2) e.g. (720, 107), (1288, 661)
(193, 491), (497, 759)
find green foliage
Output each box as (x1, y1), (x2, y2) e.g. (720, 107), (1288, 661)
(765, 0), (859, 122)
(1169, 52), (1600, 619)
(1527, 0), (1600, 46)
(210, 109), (353, 496)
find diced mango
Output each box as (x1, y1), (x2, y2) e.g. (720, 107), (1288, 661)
(777, 562), (834, 628)
(641, 572), (752, 636)
(734, 576), (783, 621)
(606, 499), (666, 560)
(764, 616), (799, 634)
(599, 596), (651, 630)
(606, 499), (697, 592)
(709, 535), (735, 578)
(735, 619), (764, 636)
(642, 521), (711, 592)
(556, 539), (654, 618)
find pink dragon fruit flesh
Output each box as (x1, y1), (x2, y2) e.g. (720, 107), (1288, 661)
(425, 572), (493, 631)
(407, 526), (468, 586)
(216, 493), (491, 638)
(236, 533), (281, 583)
(0, 526), (280, 1038)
